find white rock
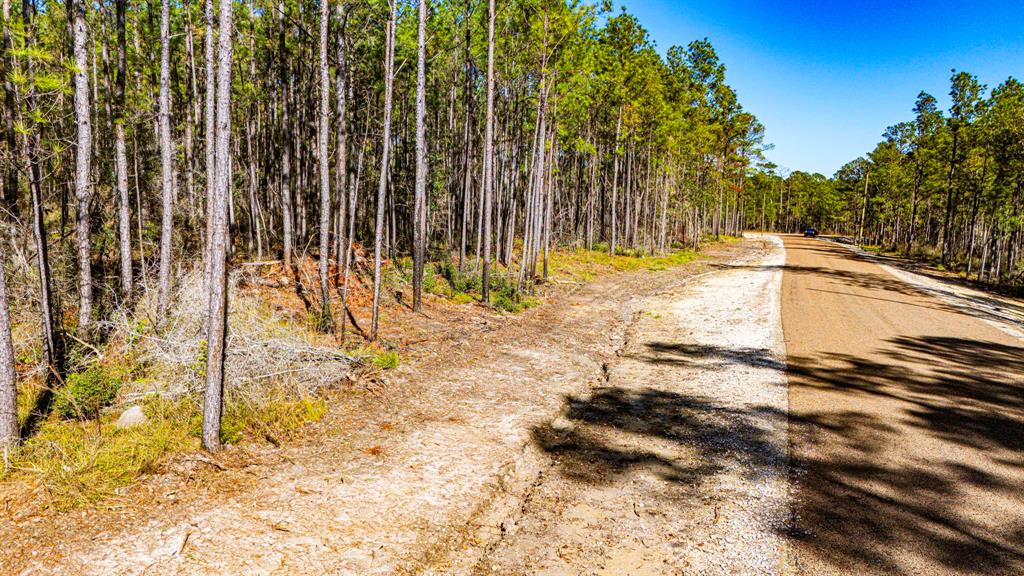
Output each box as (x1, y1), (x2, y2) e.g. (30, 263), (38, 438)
(115, 405), (148, 429)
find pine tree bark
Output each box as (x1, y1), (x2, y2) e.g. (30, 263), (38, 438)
(202, 0), (233, 452)
(341, 130), (365, 342)
(70, 0), (94, 334)
(457, 0), (472, 272)
(0, 236), (16, 450)
(412, 0), (428, 311)
(157, 0), (175, 316)
(479, 0), (495, 303)
(334, 3), (349, 284)
(371, 0), (397, 340)
(941, 129), (960, 266)
(609, 108), (621, 255)
(114, 0), (132, 299)
(0, 0), (17, 221)
(16, 4), (64, 413)
(203, 0), (216, 284)
(316, 0), (332, 329)
(277, 0), (293, 271)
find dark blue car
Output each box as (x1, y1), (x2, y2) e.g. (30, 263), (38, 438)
(804, 227), (818, 238)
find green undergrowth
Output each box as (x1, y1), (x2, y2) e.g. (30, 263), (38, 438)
(861, 243), (957, 272)
(371, 350), (401, 370)
(549, 245), (702, 281)
(390, 257), (540, 313)
(349, 345), (402, 370)
(4, 386), (326, 510)
(389, 243), (710, 313)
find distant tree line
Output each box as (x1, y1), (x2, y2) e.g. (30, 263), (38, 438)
(744, 70), (1024, 288)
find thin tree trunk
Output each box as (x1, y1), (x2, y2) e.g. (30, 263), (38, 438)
(157, 0), (175, 316)
(278, 0), (293, 271)
(203, 0), (216, 284)
(371, 0), (397, 340)
(70, 0), (94, 334)
(0, 0), (18, 223)
(0, 236), (16, 450)
(202, 0), (233, 452)
(114, 0), (132, 299)
(858, 172), (870, 243)
(609, 108), (621, 255)
(941, 130), (959, 265)
(458, 0), (471, 272)
(341, 130), (366, 343)
(315, 0), (332, 329)
(480, 0), (495, 303)
(334, 3), (349, 285)
(412, 0), (428, 311)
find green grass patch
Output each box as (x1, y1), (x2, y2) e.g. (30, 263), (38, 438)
(372, 350), (401, 370)
(220, 388), (327, 446)
(548, 246), (700, 280)
(8, 396), (197, 509)
(5, 386), (327, 509)
(492, 289), (540, 313)
(451, 292), (476, 304)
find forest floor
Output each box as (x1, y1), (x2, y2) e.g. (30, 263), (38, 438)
(2, 237), (768, 576)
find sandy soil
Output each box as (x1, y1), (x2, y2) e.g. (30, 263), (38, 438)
(468, 235), (790, 576)
(782, 235), (1024, 576)
(2, 239), (761, 576)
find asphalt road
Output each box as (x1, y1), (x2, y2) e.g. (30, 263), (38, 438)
(781, 235), (1024, 575)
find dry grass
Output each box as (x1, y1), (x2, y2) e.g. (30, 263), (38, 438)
(127, 269), (357, 402)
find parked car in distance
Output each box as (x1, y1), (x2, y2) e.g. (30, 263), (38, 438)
(804, 227), (818, 238)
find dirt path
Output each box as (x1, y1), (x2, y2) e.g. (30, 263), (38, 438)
(469, 235), (790, 576)
(782, 235), (1024, 576)
(4, 239), (766, 576)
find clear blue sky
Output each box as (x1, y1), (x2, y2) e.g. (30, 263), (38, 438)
(621, 0), (1024, 177)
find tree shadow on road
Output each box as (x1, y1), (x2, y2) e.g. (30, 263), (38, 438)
(532, 331), (1024, 575)
(532, 385), (786, 486)
(786, 335), (1024, 575)
(627, 342), (785, 370)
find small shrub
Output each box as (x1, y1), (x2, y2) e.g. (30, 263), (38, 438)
(307, 307), (334, 333)
(372, 350), (401, 370)
(614, 246), (646, 257)
(493, 292), (540, 314)
(490, 280), (540, 314)
(54, 366), (122, 420)
(437, 260), (481, 294)
(451, 292), (476, 304)
(421, 264), (444, 295)
(190, 340), (208, 380)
